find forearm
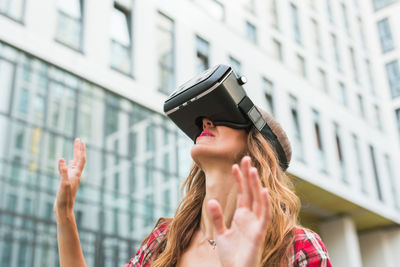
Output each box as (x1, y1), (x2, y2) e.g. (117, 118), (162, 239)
(56, 212), (87, 267)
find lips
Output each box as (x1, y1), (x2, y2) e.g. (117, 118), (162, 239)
(196, 130), (215, 142)
(199, 130), (215, 137)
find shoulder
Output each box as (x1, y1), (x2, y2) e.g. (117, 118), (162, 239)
(126, 217), (172, 267)
(289, 227), (332, 267)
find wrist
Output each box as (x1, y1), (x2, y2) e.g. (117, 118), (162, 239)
(56, 210), (76, 226)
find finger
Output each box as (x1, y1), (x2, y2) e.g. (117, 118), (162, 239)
(250, 167), (262, 216)
(240, 156), (253, 207)
(207, 199), (227, 235)
(261, 188), (272, 227)
(68, 159), (74, 169)
(77, 141), (86, 170)
(58, 159), (68, 182)
(233, 164), (249, 208)
(73, 138), (80, 162)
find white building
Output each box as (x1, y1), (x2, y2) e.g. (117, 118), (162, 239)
(0, 0), (399, 266)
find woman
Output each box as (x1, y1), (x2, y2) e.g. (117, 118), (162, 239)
(54, 110), (332, 266)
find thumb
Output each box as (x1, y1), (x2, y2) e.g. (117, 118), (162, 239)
(207, 199), (226, 235)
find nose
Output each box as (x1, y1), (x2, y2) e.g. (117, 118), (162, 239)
(202, 118), (214, 130)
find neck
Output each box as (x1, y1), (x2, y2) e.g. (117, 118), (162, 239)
(199, 165), (238, 242)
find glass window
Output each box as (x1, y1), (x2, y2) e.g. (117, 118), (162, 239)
(341, 3), (350, 34)
(373, 0), (398, 11)
(331, 33), (342, 72)
(369, 145), (383, 201)
(396, 109), (400, 138)
(195, 35), (210, 74)
(349, 47), (359, 83)
(157, 12), (175, 94)
(246, 21), (257, 43)
(385, 60), (400, 98)
(146, 125), (155, 152)
(47, 82), (76, 136)
(0, 59), (14, 114)
(163, 189), (171, 214)
(144, 194), (154, 226)
(318, 68), (328, 93)
(365, 59), (375, 95)
(289, 95), (304, 161)
(22, 197), (33, 229)
(377, 18), (395, 53)
(55, 0), (84, 50)
(110, 3), (132, 75)
(1, 236), (12, 266)
(229, 56), (242, 77)
(352, 134), (366, 193)
(326, 0), (334, 24)
(262, 77), (274, 115)
(357, 93), (365, 118)
(0, 0), (25, 21)
(311, 19), (322, 59)
(12, 58), (47, 125)
(384, 154), (398, 209)
(270, 0), (279, 30)
(290, 3), (302, 45)
(272, 39), (283, 62)
(374, 104), (383, 130)
(312, 109), (327, 171)
(338, 82), (347, 106)
(296, 54), (306, 77)
(358, 17), (367, 49)
(334, 123), (346, 183)
(2, 193), (17, 225)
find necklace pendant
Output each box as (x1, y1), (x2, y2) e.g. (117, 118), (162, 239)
(208, 239), (216, 249)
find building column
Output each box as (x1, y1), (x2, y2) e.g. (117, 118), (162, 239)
(319, 216), (363, 267)
(359, 227), (400, 267)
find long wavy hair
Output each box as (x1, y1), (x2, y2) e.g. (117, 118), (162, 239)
(143, 126), (301, 266)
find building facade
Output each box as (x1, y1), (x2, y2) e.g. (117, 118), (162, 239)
(0, 0), (399, 266)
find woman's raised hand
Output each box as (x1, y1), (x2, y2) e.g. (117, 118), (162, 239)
(207, 156), (272, 267)
(54, 138), (86, 223)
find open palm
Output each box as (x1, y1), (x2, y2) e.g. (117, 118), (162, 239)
(54, 138), (86, 221)
(207, 156), (272, 267)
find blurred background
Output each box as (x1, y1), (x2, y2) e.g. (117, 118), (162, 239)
(0, 0), (400, 266)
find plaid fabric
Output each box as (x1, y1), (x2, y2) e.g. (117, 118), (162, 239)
(126, 221), (332, 267)
(289, 228), (332, 267)
(125, 220), (170, 267)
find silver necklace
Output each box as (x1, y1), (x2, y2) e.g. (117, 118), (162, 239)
(207, 239), (217, 249)
(200, 228), (217, 249)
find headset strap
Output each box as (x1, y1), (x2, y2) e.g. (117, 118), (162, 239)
(238, 96), (289, 171)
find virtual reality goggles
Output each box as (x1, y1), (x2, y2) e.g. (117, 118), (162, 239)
(163, 64), (289, 171)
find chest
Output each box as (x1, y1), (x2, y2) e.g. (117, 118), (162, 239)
(176, 242), (222, 267)
(176, 250), (221, 267)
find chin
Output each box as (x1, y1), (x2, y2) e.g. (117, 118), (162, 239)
(190, 144), (239, 168)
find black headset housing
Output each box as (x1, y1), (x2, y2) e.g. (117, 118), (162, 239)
(163, 64), (289, 171)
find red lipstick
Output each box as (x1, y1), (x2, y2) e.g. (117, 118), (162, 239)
(199, 130), (215, 137)
(196, 130), (215, 142)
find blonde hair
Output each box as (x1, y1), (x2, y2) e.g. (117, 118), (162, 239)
(144, 121), (301, 266)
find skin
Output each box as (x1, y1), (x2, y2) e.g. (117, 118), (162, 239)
(54, 120), (272, 267)
(177, 118), (272, 267)
(54, 138), (87, 267)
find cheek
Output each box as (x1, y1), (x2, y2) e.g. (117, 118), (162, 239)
(219, 134), (247, 156)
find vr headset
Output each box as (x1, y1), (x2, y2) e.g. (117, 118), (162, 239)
(163, 64), (289, 171)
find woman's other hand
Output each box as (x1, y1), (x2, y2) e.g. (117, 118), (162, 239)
(207, 156), (272, 267)
(54, 138), (86, 223)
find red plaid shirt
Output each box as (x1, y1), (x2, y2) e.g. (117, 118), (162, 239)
(126, 220), (332, 267)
